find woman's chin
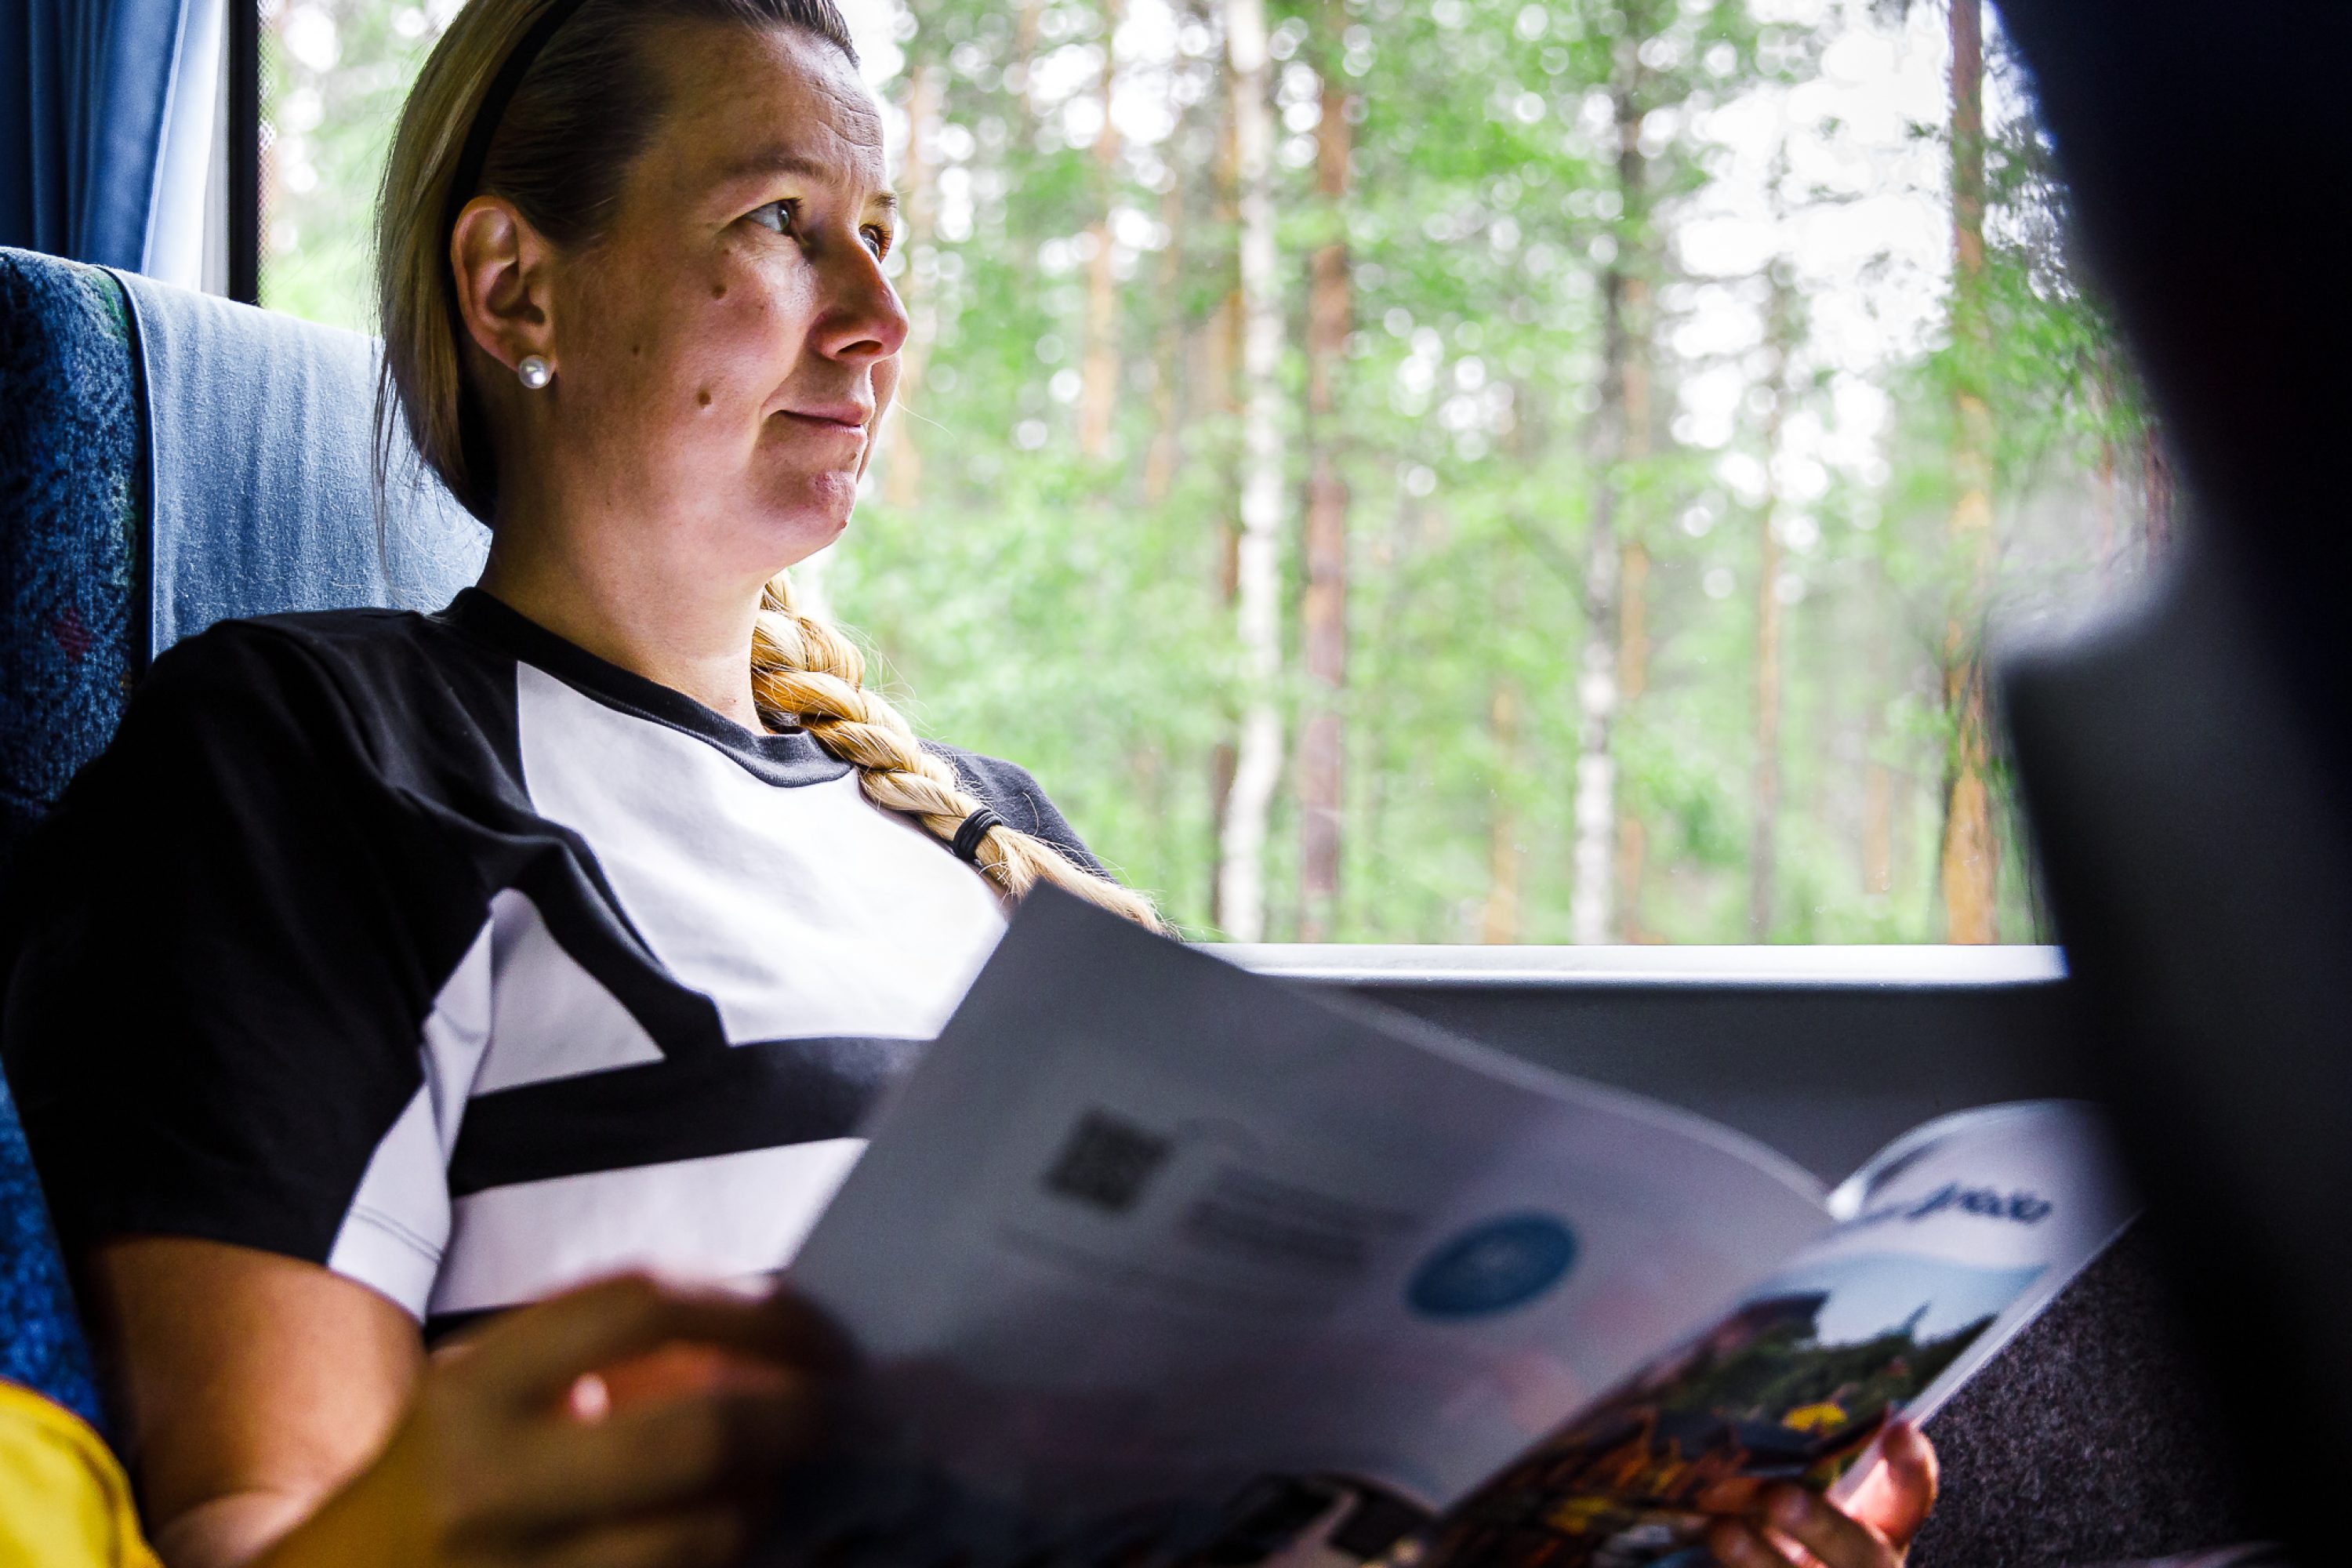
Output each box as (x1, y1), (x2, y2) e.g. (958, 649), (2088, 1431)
(739, 488), (855, 571)
(760, 466), (862, 523)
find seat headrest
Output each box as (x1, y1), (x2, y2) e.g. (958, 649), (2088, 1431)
(110, 267), (488, 654)
(0, 247), (488, 866)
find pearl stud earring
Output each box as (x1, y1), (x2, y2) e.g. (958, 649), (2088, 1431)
(517, 354), (552, 390)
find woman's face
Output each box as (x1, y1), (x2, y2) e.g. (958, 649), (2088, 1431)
(541, 24), (906, 580)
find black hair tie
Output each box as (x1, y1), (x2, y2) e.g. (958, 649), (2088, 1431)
(951, 808), (1005, 866)
(442, 0), (595, 242)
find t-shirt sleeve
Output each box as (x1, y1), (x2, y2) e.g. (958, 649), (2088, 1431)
(0, 622), (485, 1316)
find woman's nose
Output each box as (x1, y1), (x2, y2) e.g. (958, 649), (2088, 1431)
(811, 238), (910, 365)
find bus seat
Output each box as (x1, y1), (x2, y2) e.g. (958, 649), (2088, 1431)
(0, 1067), (98, 1429)
(0, 244), (486, 876)
(0, 243), (481, 1433)
(0, 249), (142, 881)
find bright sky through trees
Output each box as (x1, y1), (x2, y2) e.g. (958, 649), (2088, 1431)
(257, 0), (2158, 945)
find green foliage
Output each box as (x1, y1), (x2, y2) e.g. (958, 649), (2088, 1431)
(1660, 1310), (1993, 1425)
(263, 0), (2152, 943)
(258, 0), (437, 331)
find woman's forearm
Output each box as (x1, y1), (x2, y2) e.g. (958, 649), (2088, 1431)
(129, 1272), (838, 1568)
(151, 1486), (340, 1568)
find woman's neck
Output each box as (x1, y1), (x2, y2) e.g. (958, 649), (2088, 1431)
(475, 521), (770, 731)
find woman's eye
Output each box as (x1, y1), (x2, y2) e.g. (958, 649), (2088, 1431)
(750, 200), (796, 235)
(862, 223), (893, 259)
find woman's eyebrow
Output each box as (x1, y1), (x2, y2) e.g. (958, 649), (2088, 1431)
(717, 145), (898, 212)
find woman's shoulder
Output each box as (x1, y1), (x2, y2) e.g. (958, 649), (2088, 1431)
(43, 604), (512, 846)
(921, 742), (1107, 877)
(132, 604), (511, 759)
(144, 604), (474, 698)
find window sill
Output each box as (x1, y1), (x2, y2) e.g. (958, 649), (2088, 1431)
(1210, 943), (2065, 990)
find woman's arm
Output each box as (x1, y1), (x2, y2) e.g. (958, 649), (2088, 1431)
(86, 1238), (838, 1568)
(87, 1238), (419, 1566)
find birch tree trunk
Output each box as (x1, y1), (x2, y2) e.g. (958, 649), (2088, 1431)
(1613, 261), (1652, 941)
(1078, 0), (1124, 458)
(1298, 19), (1353, 942)
(1215, 0), (1284, 941)
(1749, 270), (1795, 941)
(883, 62), (942, 512)
(1483, 681), (1522, 944)
(1570, 31), (1648, 946)
(1572, 366), (1622, 945)
(1206, 47), (1242, 931)
(1937, 0), (1998, 943)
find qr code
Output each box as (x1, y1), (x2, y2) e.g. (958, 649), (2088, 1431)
(1043, 1111), (1172, 1214)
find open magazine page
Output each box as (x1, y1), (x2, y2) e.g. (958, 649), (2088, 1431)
(1404, 1100), (2138, 1568)
(774, 888), (1831, 1566)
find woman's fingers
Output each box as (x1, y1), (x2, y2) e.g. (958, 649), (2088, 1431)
(1756, 1484), (1900, 1568)
(1842, 1419), (1939, 1549)
(527, 1506), (750, 1568)
(1707, 1420), (1940, 1567)
(461, 1273), (851, 1411)
(500, 1382), (823, 1530)
(379, 1275), (850, 1553)
(1704, 1518), (1804, 1568)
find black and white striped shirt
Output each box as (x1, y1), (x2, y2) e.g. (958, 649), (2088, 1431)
(2, 589), (1093, 1334)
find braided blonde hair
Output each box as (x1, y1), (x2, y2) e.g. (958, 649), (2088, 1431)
(751, 576), (1161, 924)
(377, 0), (1161, 929)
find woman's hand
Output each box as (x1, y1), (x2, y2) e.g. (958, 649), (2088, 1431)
(1703, 1420), (1939, 1568)
(253, 1272), (848, 1568)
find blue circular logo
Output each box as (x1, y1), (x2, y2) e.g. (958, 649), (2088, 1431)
(1407, 1214), (1580, 1318)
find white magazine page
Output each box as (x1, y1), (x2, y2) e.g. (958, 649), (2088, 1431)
(1403, 1099), (2140, 1568)
(778, 888), (1830, 1564)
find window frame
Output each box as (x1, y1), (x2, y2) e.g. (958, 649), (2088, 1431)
(227, 0), (261, 304)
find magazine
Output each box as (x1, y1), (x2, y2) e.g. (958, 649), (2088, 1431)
(766, 886), (2136, 1568)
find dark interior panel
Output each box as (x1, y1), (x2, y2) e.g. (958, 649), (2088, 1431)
(1258, 957), (2083, 1181)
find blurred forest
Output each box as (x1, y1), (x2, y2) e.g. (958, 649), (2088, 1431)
(257, 0), (2167, 944)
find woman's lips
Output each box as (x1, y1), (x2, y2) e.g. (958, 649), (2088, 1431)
(775, 405), (870, 431)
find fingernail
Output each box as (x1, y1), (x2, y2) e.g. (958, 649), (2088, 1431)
(1773, 1488), (1809, 1529)
(568, 1371), (612, 1424)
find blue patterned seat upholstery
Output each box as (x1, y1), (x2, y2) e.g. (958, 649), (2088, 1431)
(0, 252), (141, 885)
(0, 251), (137, 1428)
(0, 245), (485, 1434)
(0, 1069), (97, 1425)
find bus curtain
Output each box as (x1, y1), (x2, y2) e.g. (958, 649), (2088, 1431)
(0, 0), (223, 288)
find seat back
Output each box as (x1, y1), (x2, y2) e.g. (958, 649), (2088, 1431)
(0, 250), (143, 879)
(1, 245), (488, 870)
(0, 245), (485, 1428)
(0, 1070), (97, 1426)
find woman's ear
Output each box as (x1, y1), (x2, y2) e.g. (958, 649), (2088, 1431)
(449, 195), (557, 376)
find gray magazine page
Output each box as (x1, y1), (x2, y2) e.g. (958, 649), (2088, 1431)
(775, 887), (1831, 1564)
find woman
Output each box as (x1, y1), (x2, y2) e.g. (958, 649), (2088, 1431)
(0, 1), (1938, 1564)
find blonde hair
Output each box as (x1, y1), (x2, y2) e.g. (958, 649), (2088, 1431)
(375, 0), (1160, 928)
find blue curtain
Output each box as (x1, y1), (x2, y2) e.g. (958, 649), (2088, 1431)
(1, 0), (223, 281)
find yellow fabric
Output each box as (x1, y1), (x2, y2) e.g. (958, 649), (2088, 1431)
(0, 1381), (161, 1568)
